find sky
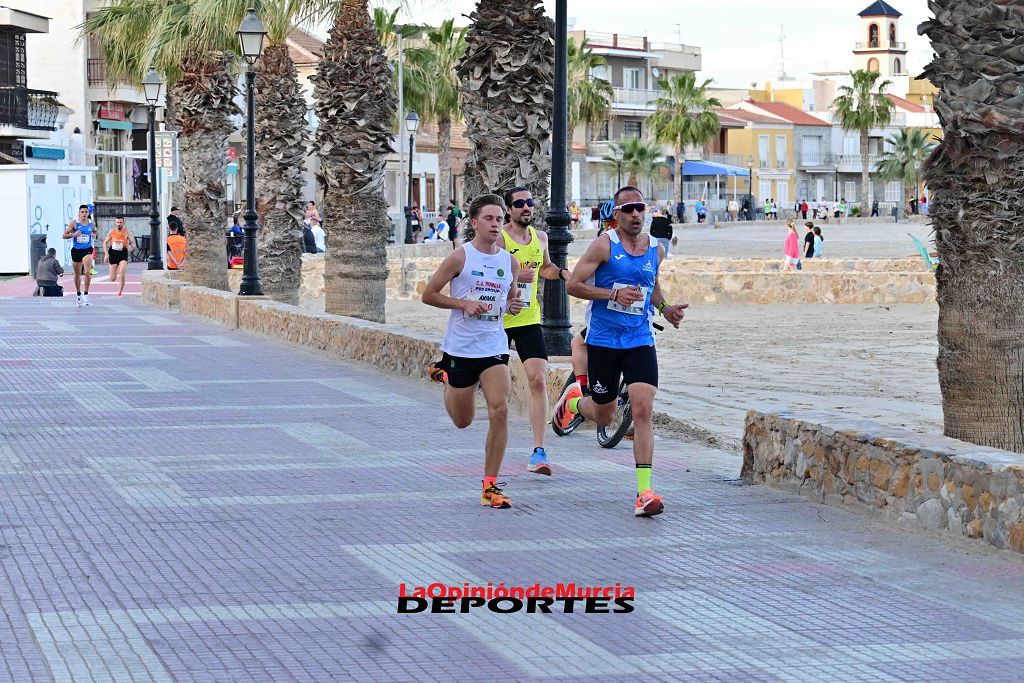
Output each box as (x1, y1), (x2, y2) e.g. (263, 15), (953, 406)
(375, 0), (933, 88)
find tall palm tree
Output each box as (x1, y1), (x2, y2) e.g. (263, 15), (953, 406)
(192, 0), (324, 305)
(921, 2), (1024, 452)
(649, 72), (721, 205)
(602, 137), (662, 191)
(457, 0), (553, 219)
(833, 69), (895, 209)
(567, 37), (612, 201)
(81, 0), (239, 292)
(406, 20), (467, 211)
(310, 0), (396, 323)
(875, 129), (937, 215)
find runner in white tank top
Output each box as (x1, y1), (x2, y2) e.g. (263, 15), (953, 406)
(422, 194), (524, 510)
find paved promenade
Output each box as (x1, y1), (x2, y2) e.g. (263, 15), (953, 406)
(1, 296), (1024, 681)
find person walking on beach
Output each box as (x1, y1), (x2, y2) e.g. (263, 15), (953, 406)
(803, 221), (815, 259)
(813, 226), (824, 257)
(783, 220), (800, 272)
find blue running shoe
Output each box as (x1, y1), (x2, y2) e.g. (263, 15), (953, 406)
(527, 447), (552, 476)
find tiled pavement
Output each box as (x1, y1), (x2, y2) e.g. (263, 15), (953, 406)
(1, 297), (1024, 682)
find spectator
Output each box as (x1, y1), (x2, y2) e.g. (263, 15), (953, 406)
(675, 200), (685, 223)
(871, 198), (880, 217)
(167, 206), (185, 236)
(909, 196), (919, 215)
(311, 220), (326, 253)
(727, 197), (739, 222)
(783, 220), (800, 272)
(813, 226), (824, 257)
(301, 220), (317, 254)
(803, 222), (815, 259)
(35, 247), (64, 297)
(800, 199), (809, 220)
(650, 208), (673, 258)
(695, 198), (706, 224)
(423, 222), (438, 242)
(305, 200), (321, 225)
(166, 225), (187, 270)
(771, 199), (779, 220)
(920, 196), (928, 215)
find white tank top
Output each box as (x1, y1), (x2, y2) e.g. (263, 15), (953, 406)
(442, 243), (513, 358)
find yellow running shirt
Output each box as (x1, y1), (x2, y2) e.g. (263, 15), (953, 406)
(502, 226), (542, 328)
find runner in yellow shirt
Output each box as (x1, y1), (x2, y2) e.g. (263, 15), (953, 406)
(498, 187), (571, 476)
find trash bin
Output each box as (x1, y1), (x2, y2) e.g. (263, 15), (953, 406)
(29, 233), (46, 278)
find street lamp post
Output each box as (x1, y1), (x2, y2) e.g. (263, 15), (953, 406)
(541, 0), (573, 356)
(747, 155), (754, 221)
(237, 8), (266, 296)
(404, 111), (420, 244)
(142, 67), (163, 270)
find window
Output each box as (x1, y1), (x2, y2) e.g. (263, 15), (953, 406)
(775, 180), (789, 206)
(597, 172), (612, 199)
(885, 181), (902, 202)
(623, 120), (642, 138)
(802, 136), (821, 165)
(815, 178), (825, 200)
(596, 120), (609, 141)
(95, 128), (125, 199)
(758, 135), (770, 168)
(775, 135), (787, 168)
(590, 64), (609, 82)
(894, 58), (902, 74)
(844, 181), (857, 202)
(867, 58), (879, 73)
(33, 174), (44, 184)
(843, 136), (860, 157)
(889, 23), (897, 43)
(623, 68), (642, 90)
(759, 181), (771, 201)
(869, 24), (879, 48)
(58, 175), (68, 185)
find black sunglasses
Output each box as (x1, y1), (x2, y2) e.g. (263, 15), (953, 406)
(510, 198), (535, 209)
(614, 202), (646, 214)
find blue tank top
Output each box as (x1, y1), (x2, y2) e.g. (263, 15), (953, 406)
(71, 221), (94, 250)
(587, 231), (659, 349)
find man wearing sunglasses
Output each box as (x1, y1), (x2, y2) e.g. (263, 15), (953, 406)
(498, 187), (572, 476)
(553, 186), (688, 517)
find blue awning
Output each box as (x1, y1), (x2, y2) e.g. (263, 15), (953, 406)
(96, 118), (133, 131)
(682, 160), (750, 177)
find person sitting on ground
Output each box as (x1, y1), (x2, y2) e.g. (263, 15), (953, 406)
(424, 222), (438, 242)
(813, 226), (824, 257)
(166, 224), (187, 270)
(35, 248), (64, 297)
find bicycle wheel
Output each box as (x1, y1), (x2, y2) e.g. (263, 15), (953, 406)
(551, 374), (585, 436)
(597, 380), (633, 449)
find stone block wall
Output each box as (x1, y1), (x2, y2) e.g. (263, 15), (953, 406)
(180, 286), (239, 329)
(743, 410), (1024, 555)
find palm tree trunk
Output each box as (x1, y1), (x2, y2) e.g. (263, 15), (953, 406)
(254, 42), (307, 306)
(438, 115), (453, 211)
(922, 0), (1024, 453)
(173, 53), (238, 291)
(860, 129), (870, 211)
(163, 89), (185, 211)
(458, 0), (553, 218)
(310, 0), (396, 323)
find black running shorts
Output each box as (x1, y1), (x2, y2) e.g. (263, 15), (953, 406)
(70, 248), (92, 263)
(108, 249), (128, 265)
(505, 323), (548, 362)
(585, 344), (658, 405)
(440, 352), (510, 389)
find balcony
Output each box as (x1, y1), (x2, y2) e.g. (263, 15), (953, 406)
(87, 56), (148, 104)
(613, 88), (660, 109)
(87, 58), (107, 86)
(0, 86), (60, 136)
(705, 153), (747, 168)
(837, 153), (882, 170)
(582, 32), (651, 52)
(799, 152), (837, 168)
(855, 41), (907, 50)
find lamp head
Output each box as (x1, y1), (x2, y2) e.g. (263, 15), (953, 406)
(142, 67), (163, 105)
(405, 110), (420, 135)
(237, 8), (267, 65)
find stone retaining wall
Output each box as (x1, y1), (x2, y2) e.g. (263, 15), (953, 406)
(743, 410), (1024, 555)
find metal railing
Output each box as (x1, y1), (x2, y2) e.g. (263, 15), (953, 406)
(613, 88), (660, 107)
(87, 58), (107, 86)
(799, 152), (837, 167)
(0, 86), (60, 131)
(855, 41), (906, 50)
(582, 31), (648, 51)
(705, 153), (747, 168)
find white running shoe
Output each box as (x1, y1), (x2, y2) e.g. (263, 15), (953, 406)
(76, 295), (83, 307)
(82, 294), (90, 306)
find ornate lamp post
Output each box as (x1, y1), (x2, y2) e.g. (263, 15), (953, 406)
(747, 155), (754, 221)
(404, 110), (420, 244)
(541, 0), (573, 356)
(142, 67), (164, 270)
(236, 8), (266, 296)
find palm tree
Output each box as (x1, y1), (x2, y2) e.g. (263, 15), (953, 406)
(567, 37), (612, 201)
(875, 129), (937, 216)
(191, 0), (323, 305)
(649, 72), (721, 205)
(833, 69), (895, 210)
(457, 0), (553, 218)
(921, 2), (1024, 452)
(405, 20), (467, 212)
(81, 0), (239, 292)
(310, 0), (396, 323)
(602, 137), (662, 191)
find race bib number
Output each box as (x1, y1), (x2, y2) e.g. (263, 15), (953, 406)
(75, 234), (90, 244)
(463, 292), (500, 322)
(516, 282), (532, 308)
(608, 283), (647, 316)
(111, 240), (124, 251)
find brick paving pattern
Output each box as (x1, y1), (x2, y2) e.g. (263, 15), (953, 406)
(1, 296), (1024, 681)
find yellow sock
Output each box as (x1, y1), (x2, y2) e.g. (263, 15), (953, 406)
(636, 464), (652, 494)
(568, 397), (581, 413)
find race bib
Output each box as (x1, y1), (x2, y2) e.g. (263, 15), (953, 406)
(608, 283), (647, 316)
(463, 291), (501, 322)
(516, 282), (532, 308)
(75, 234), (90, 244)
(111, 240), (124, 251)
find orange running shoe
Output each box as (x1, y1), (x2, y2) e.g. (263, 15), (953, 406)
(481, 481), (511, 509)
(552, 381), (583, 431)
(634, 489), (664, 517)
(428, 360), (448, 384)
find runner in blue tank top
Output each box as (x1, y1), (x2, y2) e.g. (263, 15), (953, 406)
(554, 186), (689, 517)
(62, 204), (95, 306)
